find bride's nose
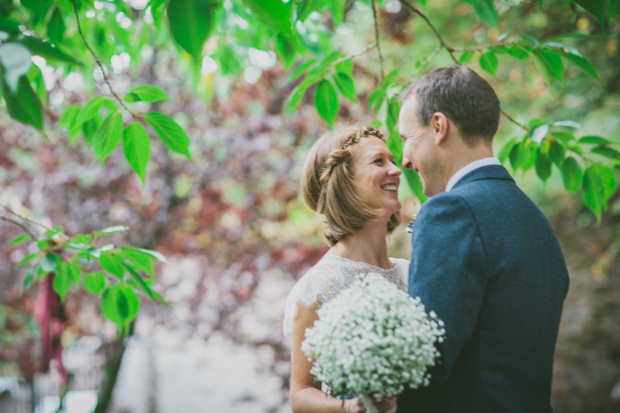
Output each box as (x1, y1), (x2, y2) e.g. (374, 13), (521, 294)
(388, 162), (402, 176)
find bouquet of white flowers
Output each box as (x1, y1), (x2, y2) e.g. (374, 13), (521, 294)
(301, 273), (445, 413)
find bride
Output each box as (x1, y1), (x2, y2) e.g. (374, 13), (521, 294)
(284, 126), (406, 413)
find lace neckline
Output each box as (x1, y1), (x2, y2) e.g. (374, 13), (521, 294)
(320, 255), (399, 272)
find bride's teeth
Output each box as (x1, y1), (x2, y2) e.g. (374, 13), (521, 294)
(381, 185), (397, 192)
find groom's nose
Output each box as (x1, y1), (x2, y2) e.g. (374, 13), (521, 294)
(402, 155), (413, 170)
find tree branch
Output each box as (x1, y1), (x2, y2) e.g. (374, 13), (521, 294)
(412, 44), (442, 77)
(451, 41), (517, 52)
(399, 0), (529, 132)
(400, 0), (458, 64)
(0, 205), (65, 238)
(333, 42), (378, 66)
(0, 216), (37, 241)
(69, 0), (138, 118)
(371, 0), (385, 81)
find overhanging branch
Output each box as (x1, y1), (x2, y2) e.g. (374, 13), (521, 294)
(70, 0), (138, 118)
(399, 0), (529, 133)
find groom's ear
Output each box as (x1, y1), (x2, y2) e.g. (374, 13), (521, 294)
(430, 112), (450, 146)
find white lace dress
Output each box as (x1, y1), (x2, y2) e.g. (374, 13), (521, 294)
(283, 255), (410, 338)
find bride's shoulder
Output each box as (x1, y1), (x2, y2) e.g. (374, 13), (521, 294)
(390, 257), (411, 268)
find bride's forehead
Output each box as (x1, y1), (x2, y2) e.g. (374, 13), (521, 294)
(351, 137), (389, 156)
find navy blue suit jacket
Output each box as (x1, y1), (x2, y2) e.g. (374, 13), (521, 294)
(398, 165), (569, 413)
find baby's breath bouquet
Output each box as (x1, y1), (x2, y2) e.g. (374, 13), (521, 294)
(302, 273), (445, 413)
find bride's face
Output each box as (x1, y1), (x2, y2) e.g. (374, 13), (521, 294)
(352, 137), (402, 214)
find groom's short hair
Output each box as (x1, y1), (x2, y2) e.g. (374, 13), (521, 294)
(400, 65), (500, 145)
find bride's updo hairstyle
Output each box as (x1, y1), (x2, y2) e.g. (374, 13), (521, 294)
(301, 125), (401, 246)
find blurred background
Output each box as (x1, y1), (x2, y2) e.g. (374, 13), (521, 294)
(1, 0), (620, 412)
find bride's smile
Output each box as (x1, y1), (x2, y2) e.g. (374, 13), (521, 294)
(351, 137), (402, 215)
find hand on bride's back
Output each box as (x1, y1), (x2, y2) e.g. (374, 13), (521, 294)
(347, 396), (397, 413)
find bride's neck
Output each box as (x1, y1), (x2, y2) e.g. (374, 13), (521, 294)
(327, 217), (392, 269)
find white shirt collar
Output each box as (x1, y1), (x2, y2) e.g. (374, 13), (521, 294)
(445, 157), (501, 192)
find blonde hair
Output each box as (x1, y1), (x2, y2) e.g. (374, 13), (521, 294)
(300, 126), (402, 246)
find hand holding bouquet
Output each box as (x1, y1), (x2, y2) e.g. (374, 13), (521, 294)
(302, 273), (445, 413)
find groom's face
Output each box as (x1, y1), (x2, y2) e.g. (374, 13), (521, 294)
(399, 97), (444, 197)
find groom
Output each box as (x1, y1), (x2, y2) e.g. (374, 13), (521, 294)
(396, 66), (569, 413)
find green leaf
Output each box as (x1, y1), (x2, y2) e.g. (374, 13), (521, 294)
(1, 75), (43, 130)
(572, 0), (605, 30)
(465, 0), (499, 28)
(488, 45), (510, 54)
(508, 44), (529, 60)
(53, 262), (72, 302)
(591, 146), (620, 160)
(120, 246), (154, 276)
(76, 96), (114, 126)
(551, 131), (575, 144)
(459, 51), (474, 64)
(561, 157), (583, 192)
(60, 105), (80, 130)
(385, 97), (400, 133)
(94, 111), (124, 166)
(152, 289), (173, 308)
(145, 112), (193, 162)
(18, 36), (82, 66)
(84, 272), (106, 295)
(594, 164), (616, 204)
(123, 264), (156, 302)
(332, 72), (356, 102)
(216, 44), (242, 75)
(479, 52), (499, 76)
(368, 87), (386, 113)
(94, 225), (130, 236)
(561, 52), (599, 81)
(8, 234), (30, 247)
(167, 0), (219, 62)
(287, 59), (318, 83)
(17, 253), (39, 268)
(508, 142), (520, 170)
(124, 86), (170, 103)
(498, 138), (517, 164)
(578, 135), (612, 145)
(553, 120), (581, 129)
(275, 33), (297, 69)
(23, 264), (39, 290)
(99, 252), (125, 279)
(242, 0), (293, 37)
(127, 246), (169, 263)
(20, 0), (53, 16)
(548, 139), (566, 167)
(101, 285), (140, 331)
(74, 234), (93, 244)
(37, 240), (50, 250)
(41, 253), (59, 273)
(533, 49), (564, 86)
(46, 7), (65, 45)
(583, 166), (605, 222)
(329, 0), (345, 26)
(335, 59), (353, 76)
(123, 123), (151, 185)
(530, 124), (549, 143)
(149, 0), (167, 27)
(66, 262), (83, 284)
(315, 80), (339, 127)
(535, 152), (552, 181)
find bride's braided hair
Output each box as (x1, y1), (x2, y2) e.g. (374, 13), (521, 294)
(301, 126), (401, 246)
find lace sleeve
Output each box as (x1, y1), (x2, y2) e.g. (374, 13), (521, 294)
(282, 265), (353, 339)
(282, 256), (411, 339)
